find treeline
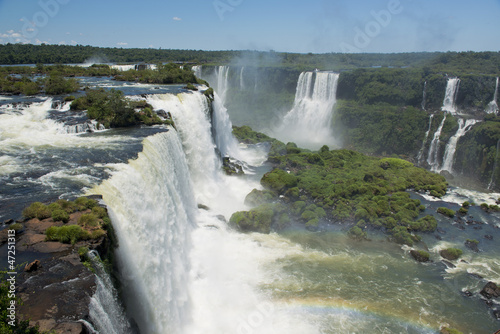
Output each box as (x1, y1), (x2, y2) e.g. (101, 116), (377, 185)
(1, 44), (500, 75)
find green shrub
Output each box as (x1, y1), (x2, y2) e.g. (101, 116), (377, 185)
(458, 207), (468, 215)
(46, 225), (90, 244)
(440, 248), (463, 260)
(8, 223), (23, 232)
(56, 199), (77, 213)
(78, 246), (89, 259)
(261, 169), (298, 194)
(348, 226), (368, 240)
(22, 202), (51, 220)
(78, 213), (99, 228)
(51, 209), (70, 223)
(462, 201), (470, 208)
(244, 189), (275, 207)
(437, 207), (455, 218)
(91, 206), (108, 219)
(74, 197), (98, 210)
(91, 229), (106, 239)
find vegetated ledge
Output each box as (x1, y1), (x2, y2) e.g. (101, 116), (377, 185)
(0, 196), (116, 334)
(231, 126), (448, 246)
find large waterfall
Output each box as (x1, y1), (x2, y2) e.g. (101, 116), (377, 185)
(441, 78), (460, 114)
(439, 118), (478, 173)
(277, 71), (340, 149)
(90, 90), (318, 333)
(486, 77), (499, 114)
(92, 130), (196, 334)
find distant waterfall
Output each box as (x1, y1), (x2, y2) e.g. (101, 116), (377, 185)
(439, 118), (478, 173)
(278, 71), (340, 149)
(215, 66), (230, 103)
(92, 130), (196, 334)
(441, 78), (460, 114)
(239, 67), (245, 90)
(486, 77), (499, 114)
(192, 65), (202, 79)
(212, 92), (242, 159)
(421, 81), (427, 110)
(427, 114), (447, 171)
(488, 139), (500, 189)
(417, 114), (433, 165)
(88, 251), (132, 334)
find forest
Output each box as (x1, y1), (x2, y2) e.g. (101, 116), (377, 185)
(1, 43), (500, 74)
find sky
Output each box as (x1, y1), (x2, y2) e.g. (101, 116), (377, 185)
(0, 0), (499, 53)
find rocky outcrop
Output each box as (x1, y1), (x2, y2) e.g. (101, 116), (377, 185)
(5, 206), (110, 333)
(480, 281), (500, 299)
(410, 250), (430, 262)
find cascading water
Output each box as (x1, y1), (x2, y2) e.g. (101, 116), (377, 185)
(91, 130), (196, 334)
(240, 66), (245, 90)
(87, 251), (132, 334)
(441, 78), (460, 115)
(215, 66), (230, 103)
(211, 92), (242, 159)
(192, 65), (202, 79)
(277, 71), (340, 149)
(421, 81), (427, 110)
(439, 118), (478, 173)
(417, 114), (433, 165)
(486, 77), (499, 114)
(488, 139), (500, 189)
(427, 114), (447, 171)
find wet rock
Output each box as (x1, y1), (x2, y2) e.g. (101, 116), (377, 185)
(198, 204), (210, 211)
(485, 234), (494, 240)
(468, 272), (484, 280)
(410, 250), (430, 262)
(52, 322), (86, 334)
(493, 309), (500, 320)
(441, 260), (456, 268)
(25, 260), (41, 272)
(437, 227), (446, 234)
(216, 215), (226, 223)
(222, 157), (244, 176)
(465, 239), (480, 252)
(3, 218), (14, 225)
(480, 281), (500, 299)
(463, 290), (473, 297)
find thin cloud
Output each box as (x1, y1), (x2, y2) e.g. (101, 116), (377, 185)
(117, 42), (128, 46)
(173, 17), (182, 21)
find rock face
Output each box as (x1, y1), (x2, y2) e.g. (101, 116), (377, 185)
(480, 281), (500, 299)
(3, 208), (110, 333)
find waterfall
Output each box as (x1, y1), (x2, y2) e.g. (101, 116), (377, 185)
(278, 71), (340, 149)
(61, 120), (106, 134)
(212, 92), (242, 159)
(192, 65), (202, 79)
(441, 78), (460, 115)
(421, 81), (427, 110)
(91, 130), (196, 334)
(239, 67), (245, 90)
(215, 66), (230, 103)
(486, 77), (499, 114)
(488, 139), (500, 189)
(439, 118), (478, 173)
(88, 251), (132, 334)
(427, 114), (447, 171)
(417, 114), (434, 165)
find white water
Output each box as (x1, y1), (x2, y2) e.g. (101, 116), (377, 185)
(488, 139), (500, 189)
(215, 66), (230, 103)
(192, 65), (202, 79)
(486, 77), (499, 114)
(278, 71), (340, 149)
(417, 114), (433, 165)
(91, 131), (196, 334)
(439, 118), (478, 173)
(421, 81), (427, 110)
(92, 89), (319, 333)
(88, 251), (132, 334)
(240, 66), (245, 90)
(427, 114), (447, 171)
(212, 92), (242, 159)
(441, 78), (460, 115)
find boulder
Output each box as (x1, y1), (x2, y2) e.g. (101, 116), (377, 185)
(480, 281), (500, 299)
(493, 309), (500, 320)
(25, 260), (41, 272)
(410, 250), (430, 262)
(464, 239), (479, 252)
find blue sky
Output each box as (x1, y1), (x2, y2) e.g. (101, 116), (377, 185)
(0, 0), (499, 53)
